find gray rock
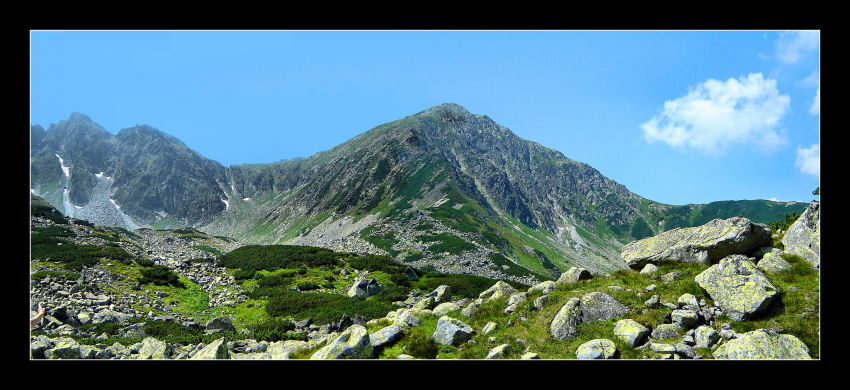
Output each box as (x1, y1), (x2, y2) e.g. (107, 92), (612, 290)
(137, 337), (173, 359)
(191, 338), (230, 359)
(205, 316), (236, 334)
(640, 263), (659, 275)
(528, 281), (557, 294)
(644, 295), (660, 308)
(369, 325), (404, 350)
(579, 292), (628, 322)
(557, 267), (592, 285)
(712, 329), (811, 359)
(479, 281), (517, 301)
(671, 309), (699, 329)
(432, 316), (475, 346)
(486, 344), (511, 359)
(432, 302), (462, 317)
(533, 295), (549, 310)
(481, 322), (498, 335)
(575, 339), (617, 359)
(757, 252), (792, 274)
(550, 297), (582, 340)
(44, 337), (81, 359)
(781, 202), (820, 267)
(651, 323), (681, 341)
(621, 217), (771, 269)
(460, 301), (481, 318)
(347, 278), (381, 298)
(613, 319), (649, 347)
(310, 325), (373, 359)
(92, 309), (131, 324)
(695, 326), (720, 349)
(695, 255), (779, 321)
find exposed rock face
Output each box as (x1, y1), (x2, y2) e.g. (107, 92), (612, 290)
(621, 217), (771, 269)
(311, 325), (373, 359)
(137, 337), (173, 359)
(712, 329), (811, 359)
(781, 202), (820, 267)
(695, 255), (778, 321)
(369, 325), (404, 350)
(191, 338), (230, 360)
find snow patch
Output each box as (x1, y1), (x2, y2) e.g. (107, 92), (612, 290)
(433, 196), (449, 207)
(242, 197), (251, 201)
(109, 199), (121, 210)
(55, 154), (70, 177)
(95, 172), (104, 178)
(222, 198), (230, 210)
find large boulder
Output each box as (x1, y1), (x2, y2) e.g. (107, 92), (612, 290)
(579, 292), (628, 322)
(621, 217), (771, 269)
(92, 309), (131, 324)
(44, 337), (81, 359)
(712, 329), (811, 359)
(432, 316), (475, 346)
(781, 202), (820, 267)
(311, 325), (373, 359)
(695, 255), (778, 321)
(757, 251), (792, 274)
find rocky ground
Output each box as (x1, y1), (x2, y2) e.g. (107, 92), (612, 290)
(29, 202), (820, 360)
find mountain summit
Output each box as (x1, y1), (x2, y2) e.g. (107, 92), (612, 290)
(30, 104), (807, 283)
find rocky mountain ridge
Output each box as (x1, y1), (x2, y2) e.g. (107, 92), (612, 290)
(30, 104), (810, 280)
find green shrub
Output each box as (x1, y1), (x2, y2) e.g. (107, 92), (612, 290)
(248, 318), (307, 342)
(30, 270), (80, 281)
(297, 282), (320, 291)
(418, 233), (476, 255)
(136, 258), (155, 267)
(259, 288), (396, 325)
(31, 201), (67, 224)
(220, 245), (340, 273)
(138, 265), (184, 288)
(405, 332), (438, 359)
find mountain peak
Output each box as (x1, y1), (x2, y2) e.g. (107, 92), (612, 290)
(66, 112), (94, 123)
(420, 103), (472, 116)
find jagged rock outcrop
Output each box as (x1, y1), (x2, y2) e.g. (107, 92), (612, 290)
(694, 255), (778, 321)
(621, 217), (771, 269)
(782, 202), (820, 267)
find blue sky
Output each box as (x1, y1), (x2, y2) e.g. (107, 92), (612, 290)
(30, 30), (820, 205)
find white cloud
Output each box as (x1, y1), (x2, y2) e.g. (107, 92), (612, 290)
(796, 144), (820, 176)
(802, 71), (820, 116)
(641, 73), (790, 154)
(776, 31), (820, 64)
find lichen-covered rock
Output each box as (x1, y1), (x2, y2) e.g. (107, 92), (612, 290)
(369, 324), (404, 350)
(432, 316), (475, 346)
(528, 280), (557, 294)
(533, 295), (549, 310)
(671, 309), (699, 329)
(347, 278), (381, 298)
(550, 297), (582, 340)
(639, 263), (658, 275)
(479, 281), (517, 301)
(695, 326), (720, 349)
(580, 292), (628, 322)
(428, 285), (451, 304)
(621, 217), (771, 269)
(651, 323), (681, 341)
(44, 337), (81, 359)
(712, 329), (811, 359)
(481, 321), (498, 335)
(432, 302), (462, 317)
(757, 251), (792, 274)
(575, 339), (617, 359)
(486, 344), (511, 359)
(311, 325), (373, 359)
(781, 202), (820, 267)
(460, 301), (481, 318)
(191, 337), (230, 359)
(393, 309), (422, 329)
(137, 337), (173, 359)
(613, 319), (649, 347)
(695, 255), (778, 321)
(92, 309), (131, 324)
(677, 293), (700, 310)
(557, 267), (592, 285)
